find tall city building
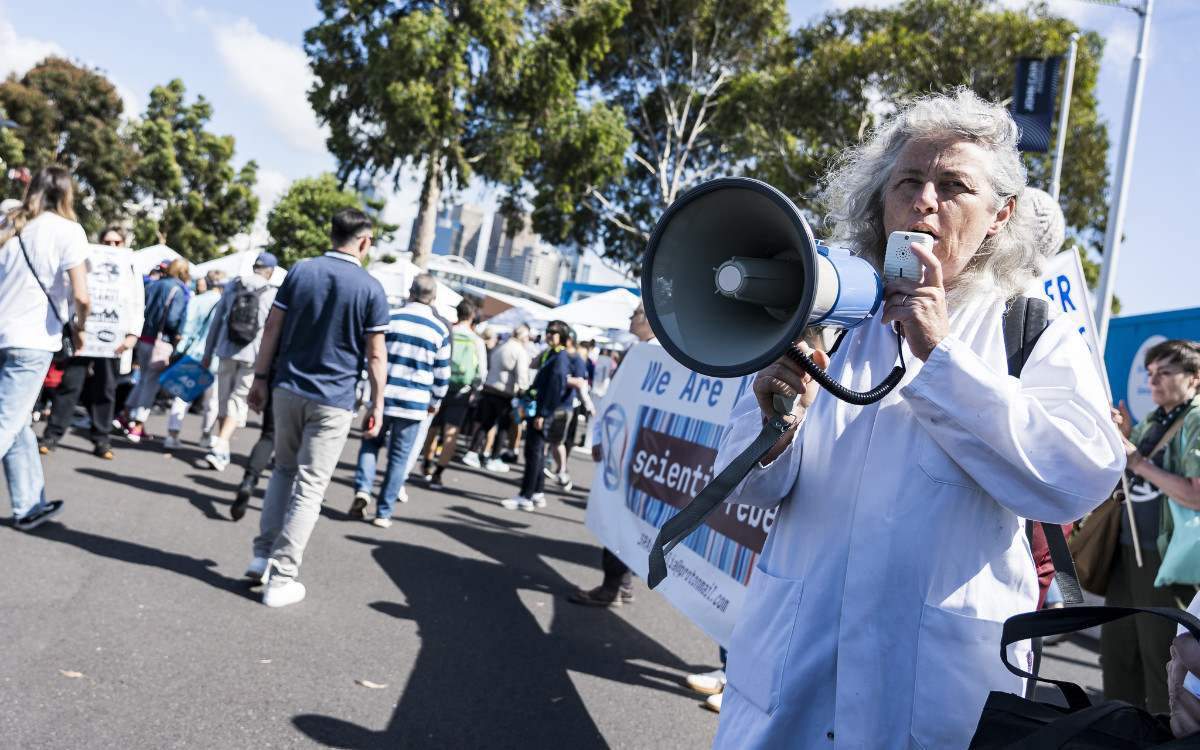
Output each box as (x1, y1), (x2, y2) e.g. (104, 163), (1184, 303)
(484, 211), (540, 274)
(453, 204), (486, 265)
(494, 244), (566, 299)
(410, 203), (486, 261)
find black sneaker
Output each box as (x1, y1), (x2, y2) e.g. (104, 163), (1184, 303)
(421, 460), (434, 480)
(38, 436), (58, 455)
(15, 500), (65, 531)
(231, 477), (255, 521)
(93, 441), (114, 460)
(429, 468), (445, 490)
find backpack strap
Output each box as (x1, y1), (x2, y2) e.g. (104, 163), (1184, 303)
(1003, 295), (1050, 379)
(1003, 297), (1081, 602)
(1003, 295), (1084, 693)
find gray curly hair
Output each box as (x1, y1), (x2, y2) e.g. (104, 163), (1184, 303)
(820, 88), (1039, 307)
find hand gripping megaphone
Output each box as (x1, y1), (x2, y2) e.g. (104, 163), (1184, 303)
(643, 177), (909, 588)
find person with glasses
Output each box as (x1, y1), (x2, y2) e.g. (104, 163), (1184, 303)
(40, 225), (144, 460)
(243, 209), (390, 607)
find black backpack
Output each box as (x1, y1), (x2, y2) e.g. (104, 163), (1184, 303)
(226, 280), (266, 346)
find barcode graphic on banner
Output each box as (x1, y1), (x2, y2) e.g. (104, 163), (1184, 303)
(625, 406), (760, 585)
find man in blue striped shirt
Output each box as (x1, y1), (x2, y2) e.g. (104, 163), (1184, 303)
(351, 274), (451, 527)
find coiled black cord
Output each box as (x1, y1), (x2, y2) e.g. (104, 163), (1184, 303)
(783, 328), (906, 405)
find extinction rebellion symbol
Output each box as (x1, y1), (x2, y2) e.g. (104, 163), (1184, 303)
(600, 403), (628, 491)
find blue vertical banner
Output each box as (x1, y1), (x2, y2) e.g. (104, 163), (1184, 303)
(1013, 57), (1062, 152)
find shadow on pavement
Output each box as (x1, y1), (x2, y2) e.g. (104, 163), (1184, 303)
(293, 518), (694, 749)
(33, 524), (258, 601)
(77, 467), (230, 521)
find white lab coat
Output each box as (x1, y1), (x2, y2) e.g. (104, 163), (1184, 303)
(711, 295), (1124, 750)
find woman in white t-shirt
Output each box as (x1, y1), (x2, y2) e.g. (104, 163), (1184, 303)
(0, 166), (90, 530)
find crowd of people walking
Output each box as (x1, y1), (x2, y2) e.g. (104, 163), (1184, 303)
(6, 84), (1200, 741)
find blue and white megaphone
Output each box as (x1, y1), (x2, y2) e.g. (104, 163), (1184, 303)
(641, 176), (906, 406)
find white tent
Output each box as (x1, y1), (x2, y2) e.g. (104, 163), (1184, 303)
(193, 249), (287, 286)
(547, 288), (640, 331)
(481, 295), (556, 332)
(368, 260), (462, 322)
(131, 244), (200, 278)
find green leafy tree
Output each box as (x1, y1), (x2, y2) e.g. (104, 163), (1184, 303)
(0, 57), (133, 235)
(127, 79), (258, 261)
(525, 0), (789, 272)
(305, 0), (629, 270)
(718, 0), (1111, 287)
(264, 173), (397, 268)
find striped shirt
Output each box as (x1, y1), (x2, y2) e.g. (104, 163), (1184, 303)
(381, 302), (451, 420)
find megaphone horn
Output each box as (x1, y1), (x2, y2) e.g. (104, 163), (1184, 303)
(641, 176), (906, 406)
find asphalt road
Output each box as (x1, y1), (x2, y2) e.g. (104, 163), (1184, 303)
(1, 410), (1104, 749)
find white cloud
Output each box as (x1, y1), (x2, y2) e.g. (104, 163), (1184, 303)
(211, 18), (329, 155)
(0, 15), (66, 80)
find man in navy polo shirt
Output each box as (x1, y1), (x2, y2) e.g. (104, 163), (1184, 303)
(245, 208), (390, 608)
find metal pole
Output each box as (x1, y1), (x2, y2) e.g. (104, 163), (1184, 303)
(1049, 33), (1080, 201)
(1095, 0), (1154, 354)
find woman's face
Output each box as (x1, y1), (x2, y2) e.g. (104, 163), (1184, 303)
(100, 231), (124, 247)
(1147, 357), (1200, 410)
(882, 137), (1014, 282)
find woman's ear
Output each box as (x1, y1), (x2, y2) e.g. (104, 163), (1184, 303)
(987, 196), (1016, 235)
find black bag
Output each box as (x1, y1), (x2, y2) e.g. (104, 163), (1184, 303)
(968, 605), (1200, 749)
(226, 279), (266, 346)
(55, 323), (75, 364)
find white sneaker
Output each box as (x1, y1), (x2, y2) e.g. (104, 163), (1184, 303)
(501, 495), (534, 511)
(462, 451), (482, 468)
(199, 434), (214, 449)
(349, 491), (370, 519)
(205, 450), (229, 472)
(531, 492), (547, 508)
(686, 668), (727, 695)
(244, 556), (270, 583)
(397, 487), (409, 504)
(372, 517), (393, 529)
(262, 576), (306, 608)
(163, 435), (182, 450)
(557, 471), (573, 491)
(543, 466), (557, 481)
(705, 692), (722, 713)
(485, 458), (510, 473)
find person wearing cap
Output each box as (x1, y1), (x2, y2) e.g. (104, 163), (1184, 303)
(199, 252), (278, 471)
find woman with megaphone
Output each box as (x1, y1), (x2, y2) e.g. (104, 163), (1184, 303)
(704, 89), (1125, 749)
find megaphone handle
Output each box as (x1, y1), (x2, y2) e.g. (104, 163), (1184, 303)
(648, 413), (793, 589)
(784, 333), (907, 406)
(773, 393), (797, 415)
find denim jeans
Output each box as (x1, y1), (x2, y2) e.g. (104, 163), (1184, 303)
(0, 348), (54, 519)
(354, 414), (423, 519)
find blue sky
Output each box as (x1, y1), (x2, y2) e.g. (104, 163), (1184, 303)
(1, 0), (1195, 317)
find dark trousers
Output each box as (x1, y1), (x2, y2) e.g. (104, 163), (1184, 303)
(468, 391), (513, 456)
(44, 357), (117, 444)
(602, 547), (632, 591)
(519, 418), (548, 498)
(1101, 543), (1197, 713)
(242, 386), (275, 485)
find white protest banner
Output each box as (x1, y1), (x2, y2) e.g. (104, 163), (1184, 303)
(78, 244), (134, 359)
(585, 341), (765, 648)
(1026, 249), (1110, 399)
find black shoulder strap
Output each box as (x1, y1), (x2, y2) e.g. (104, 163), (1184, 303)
(17, 234), (67, 326)
(1003, 295), (1050, 378)
(1004, 297), (1083, 618)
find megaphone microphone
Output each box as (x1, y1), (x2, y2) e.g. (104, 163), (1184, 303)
(643, 177), (908, 589)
